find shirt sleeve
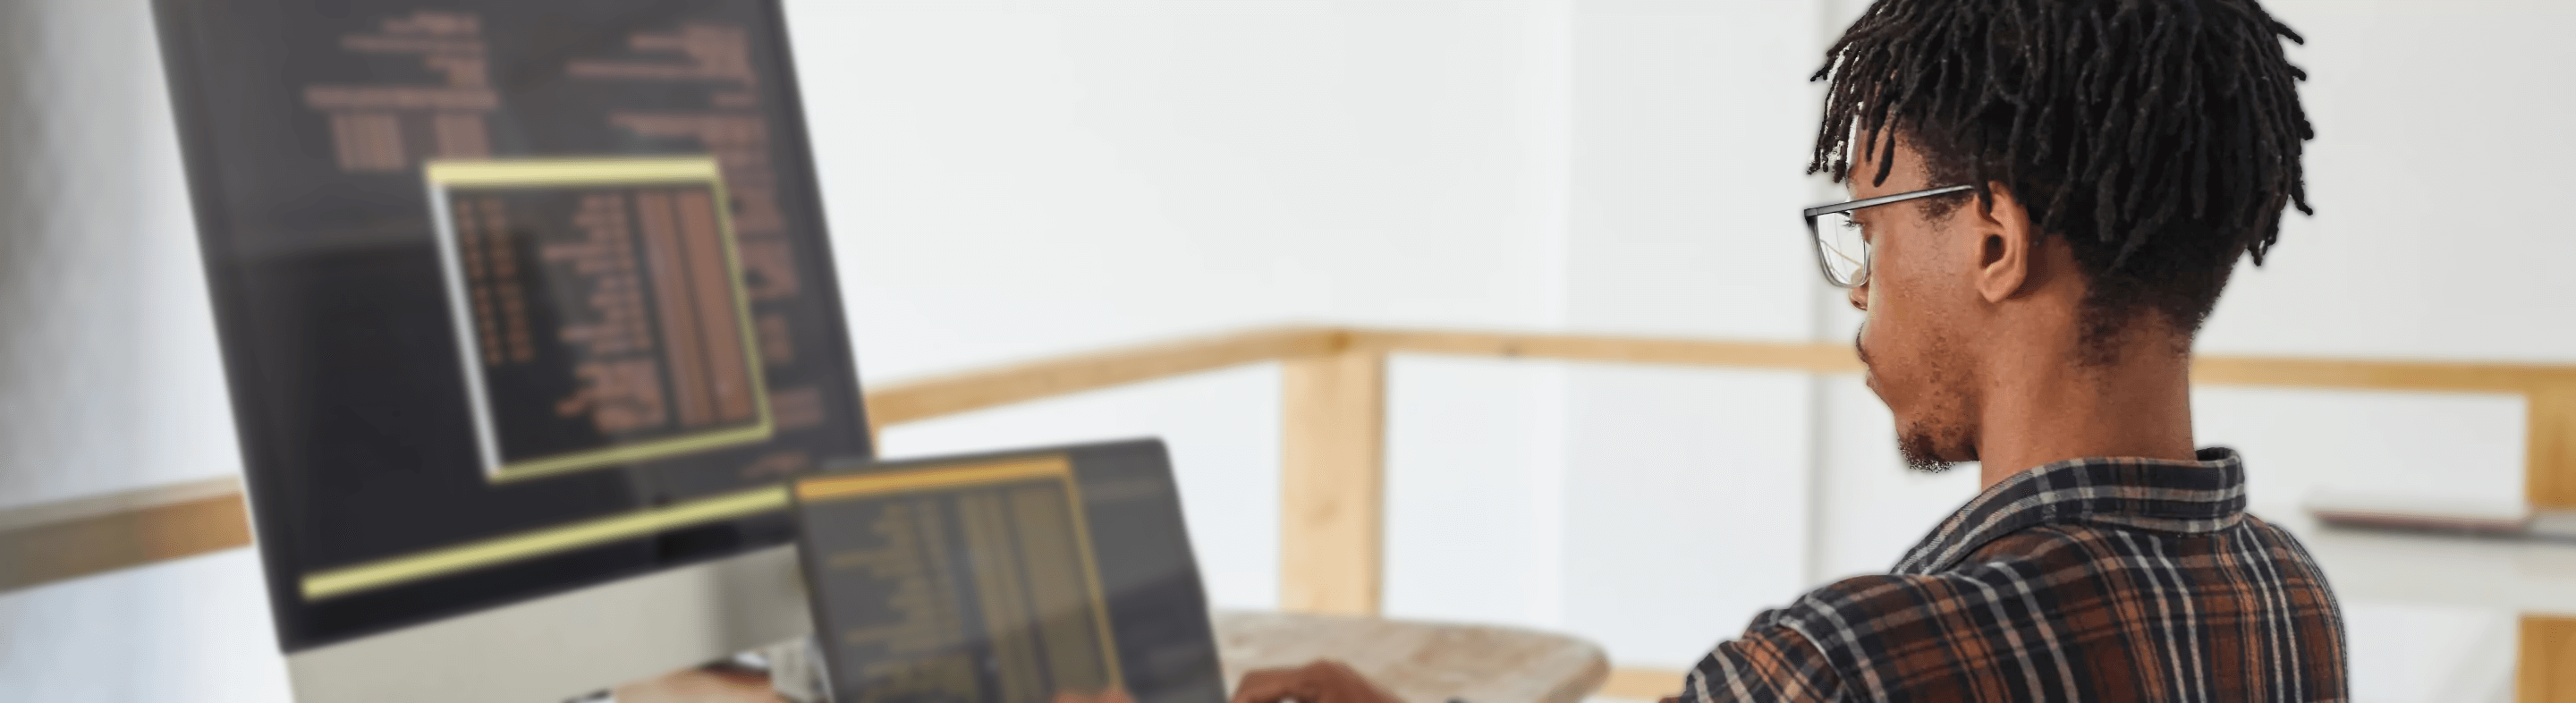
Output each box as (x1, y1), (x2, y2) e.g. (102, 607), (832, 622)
(1674, 624), (1848, 703)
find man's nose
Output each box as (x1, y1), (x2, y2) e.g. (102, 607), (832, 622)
(1847, 279), (1868, 311)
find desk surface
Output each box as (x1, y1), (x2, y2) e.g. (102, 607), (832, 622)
(614, 611), (1612, 703)
(1214, 611), (1610, 703)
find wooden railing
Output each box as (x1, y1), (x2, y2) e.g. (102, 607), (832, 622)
(5, 324), (2575, 698)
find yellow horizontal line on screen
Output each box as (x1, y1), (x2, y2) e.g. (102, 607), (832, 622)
(300, 484), (788, 601)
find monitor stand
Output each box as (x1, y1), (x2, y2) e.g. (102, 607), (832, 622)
(287, 545), (811, 703)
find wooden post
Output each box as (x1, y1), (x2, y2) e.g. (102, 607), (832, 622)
(2523, 615), (2576, 703)
(2529, 385), (2576, 509)
(1278, 350), (1387, 616)
(2512, 385), (2572, 701)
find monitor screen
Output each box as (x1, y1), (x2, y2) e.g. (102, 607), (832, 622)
(792, 440), (1225, 703)
(153, 0), (869, 651)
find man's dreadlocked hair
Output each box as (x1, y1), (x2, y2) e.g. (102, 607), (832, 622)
(1812, 0), (2313, 355)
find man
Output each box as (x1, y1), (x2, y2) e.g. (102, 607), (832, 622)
(1234, 0), (2346, 700)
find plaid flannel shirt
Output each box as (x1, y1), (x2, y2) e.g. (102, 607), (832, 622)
(1682, 448), (2349, 702)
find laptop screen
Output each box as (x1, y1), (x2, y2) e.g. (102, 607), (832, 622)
(792, 439), (1224, 703)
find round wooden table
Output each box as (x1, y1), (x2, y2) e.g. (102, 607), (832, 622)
(616, 612), (1611, 703)
(1213, 611), (1610, 703)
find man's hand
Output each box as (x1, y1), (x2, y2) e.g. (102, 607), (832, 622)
(1231, 660), (1403, 703)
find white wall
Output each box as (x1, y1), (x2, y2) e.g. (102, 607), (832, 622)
(0, 0), (293, 699)
(0, 0), (237, 512)
(4, 0), (2572, 700)
(798, 0), (1575, 378)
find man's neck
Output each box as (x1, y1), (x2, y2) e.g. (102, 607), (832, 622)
(1971, 338), (2200, 490)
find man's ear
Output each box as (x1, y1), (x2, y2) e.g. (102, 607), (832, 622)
(1974, 182), (2038, 304)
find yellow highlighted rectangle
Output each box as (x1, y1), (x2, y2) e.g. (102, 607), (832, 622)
(795, 455), (1073, 503)
(422, 155), (775, 484)
(424, 157), (720, 186)
(301, 485), (788, 600)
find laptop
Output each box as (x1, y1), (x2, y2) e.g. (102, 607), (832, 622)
(791, 439), (1225, 703)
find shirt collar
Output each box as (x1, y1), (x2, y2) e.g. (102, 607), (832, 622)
(1891, 447), (2249, 575)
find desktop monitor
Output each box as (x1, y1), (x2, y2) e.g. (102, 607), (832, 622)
(153, 1), (866, 699)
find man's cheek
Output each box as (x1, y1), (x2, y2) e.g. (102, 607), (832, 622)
(1860, 325), (1919, 408)
(1874, 366), (1916, 413)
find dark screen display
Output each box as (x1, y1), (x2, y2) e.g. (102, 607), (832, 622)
(153, 0), (869, 651)
(795, 441), (1226, 703)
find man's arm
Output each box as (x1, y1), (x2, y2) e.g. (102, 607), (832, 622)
(1674, 625), (1846, 702)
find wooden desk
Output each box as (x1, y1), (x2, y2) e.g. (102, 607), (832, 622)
(616, 611), (1611, 703)
(1215, 611), (1610, 703)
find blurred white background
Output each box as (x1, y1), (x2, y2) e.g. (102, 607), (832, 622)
(2, 1), (2571, 701)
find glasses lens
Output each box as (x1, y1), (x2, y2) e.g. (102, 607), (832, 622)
(1816, 211), (1868, 286)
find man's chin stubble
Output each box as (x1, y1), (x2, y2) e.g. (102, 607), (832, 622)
(1899, 431), (1958, 473)
(1895, 432), (1947, 470)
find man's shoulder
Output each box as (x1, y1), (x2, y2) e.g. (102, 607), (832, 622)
(1774, 525), (2100, 622)
(1754, 515), (2344, 701)
(1766, 518), (2318, 647)
(1952, 511), (2328, 578)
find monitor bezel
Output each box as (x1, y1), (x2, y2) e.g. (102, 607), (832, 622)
(150, 0), (871, 655)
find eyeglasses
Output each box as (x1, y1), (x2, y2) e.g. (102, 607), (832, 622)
(1801, 183), (1977, 288)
